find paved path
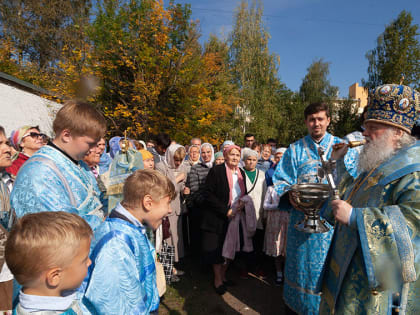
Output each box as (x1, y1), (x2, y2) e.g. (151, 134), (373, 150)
(159, 257), (287, 314)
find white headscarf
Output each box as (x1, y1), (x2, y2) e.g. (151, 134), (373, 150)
(276, 147), (287, 154)
(200, 142), (215, 167)
(165, 143), (185, 169)
(188, 144), (201, 165)
(242, 148), (259, 161)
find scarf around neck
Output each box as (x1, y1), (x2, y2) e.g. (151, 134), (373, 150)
(225, 163), (245, 206)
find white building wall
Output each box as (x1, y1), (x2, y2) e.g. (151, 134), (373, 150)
(0, 81), (61, 137)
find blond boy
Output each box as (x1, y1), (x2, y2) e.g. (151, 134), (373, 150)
(83, 169), (174, 314)
(6, 212), (92, 314)
(11, 100), (107, 230)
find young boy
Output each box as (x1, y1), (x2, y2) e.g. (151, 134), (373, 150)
(11, 100), (107, 230)
(83, 169), (175, 314)
(5, 212), (92, 314)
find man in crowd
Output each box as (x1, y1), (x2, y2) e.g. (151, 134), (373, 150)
(244, 133), (255, 149)
(319, 84), (420, 314)
(273, 103), (357, 314)
(11, 100), (107, 230)
(151, 133), (171, 164)
(190, 137), (202, 147)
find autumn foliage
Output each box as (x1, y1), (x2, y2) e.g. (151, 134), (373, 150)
(0, 0), (238, 144)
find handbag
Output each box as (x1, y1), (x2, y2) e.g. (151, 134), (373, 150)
(155, 259), (166, 296)
(159, 241), (175, 284)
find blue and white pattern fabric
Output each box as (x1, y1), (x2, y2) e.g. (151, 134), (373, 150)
(272, 132), (357, 315)
(82, 204), (159, 314)
(318, 141), (420, 314)
(10, 145), (104, 230)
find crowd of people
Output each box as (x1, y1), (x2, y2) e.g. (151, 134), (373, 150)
(0, 82), (419, 315)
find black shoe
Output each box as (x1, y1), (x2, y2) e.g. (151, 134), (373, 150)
(171, 275), (181, 283)
(275, 274), (283, 286)
(214, 284), (227, 295)
(223, 279), (236, 287)
(174, 269), (185, 276)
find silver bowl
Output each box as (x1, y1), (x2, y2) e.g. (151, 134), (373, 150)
(290, 183), (331, 233)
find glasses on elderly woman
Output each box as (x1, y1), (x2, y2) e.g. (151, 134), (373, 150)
(22, 132), (48, 141)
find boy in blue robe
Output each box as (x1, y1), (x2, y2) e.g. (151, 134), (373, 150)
(11, 100), (107, 230)
(5, 212), (93, 315)
(83, 169), (175, 314)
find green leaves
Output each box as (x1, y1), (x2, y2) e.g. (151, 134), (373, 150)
(364, 10), (420, 90)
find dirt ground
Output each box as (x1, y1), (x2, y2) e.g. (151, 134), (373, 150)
(158, 256), (287, 315)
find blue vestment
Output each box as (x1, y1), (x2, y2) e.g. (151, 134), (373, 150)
(319, 141), (420, 314)
(82, 205), (159, 314)
(273, 132), (357, 315)
(10, 145), (104, 230)
(98, 152), (112, 175)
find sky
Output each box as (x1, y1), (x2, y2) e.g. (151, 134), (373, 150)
(171, 0), (420, 97)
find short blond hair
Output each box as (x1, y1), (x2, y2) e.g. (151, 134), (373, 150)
(5, 212), (92, 287)
(123, 169), (176, 209)
(53, 100), (106, 141)
(173, 147), (186, 161)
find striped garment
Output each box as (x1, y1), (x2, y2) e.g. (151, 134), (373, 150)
(185, 162), (211, 208)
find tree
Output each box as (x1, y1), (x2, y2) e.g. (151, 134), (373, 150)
(277, 92), (307, 145)
(330, 98), (362, 138)
(363, 10), (420, 90)
(229, 0), (287, 143)
(0, 0), (91, 70)
(299, 58), (338, 105)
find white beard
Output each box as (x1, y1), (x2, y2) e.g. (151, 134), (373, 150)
(358, 130), (396, 173)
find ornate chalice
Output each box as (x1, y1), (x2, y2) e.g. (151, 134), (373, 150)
(290, 183), (330, 233)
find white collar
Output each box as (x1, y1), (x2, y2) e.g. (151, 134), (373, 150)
(115, 203), (145, 232)
(19, 290), (77, 312)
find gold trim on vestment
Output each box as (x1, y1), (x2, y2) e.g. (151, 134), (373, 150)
(285, 278), (321, 296)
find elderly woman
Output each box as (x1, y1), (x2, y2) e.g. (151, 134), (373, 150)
(257, 144), (274, 172)
(156, 143), (189, 280)
(184, 143), (214, 255)
(7, 126), (45, 176)
(201, 144), (246, 295)
(187, 144), (200, 166)
(242, 148), (267, 277)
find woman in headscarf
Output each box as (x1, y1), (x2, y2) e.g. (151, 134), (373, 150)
(241, 148), (267, 277)
(214, 151), (225, 165)
(97, 138), (112, 175)
(108, 136), (136, 159)
(184, 143), (214, 256)
(201, 144), (246, 295)
(186, 144), (200, 166)
(7, 126), (45, 177)
(155, 143), (189, 281)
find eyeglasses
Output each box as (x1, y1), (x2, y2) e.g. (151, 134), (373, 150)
(22, 132), (48, 140)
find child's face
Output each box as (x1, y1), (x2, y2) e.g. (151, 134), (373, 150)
(60, 237), (91, 292)
(67, 134), (98, 161)
(143, 158), (155, 170)
(147, 196), (172, 230)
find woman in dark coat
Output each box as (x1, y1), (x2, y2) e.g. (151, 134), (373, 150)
(201, 144), (246, 295)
